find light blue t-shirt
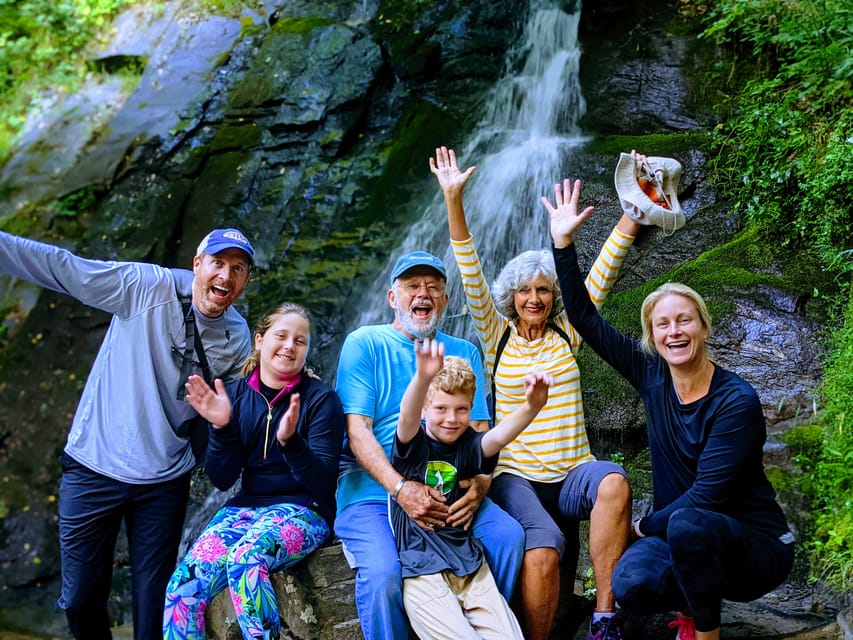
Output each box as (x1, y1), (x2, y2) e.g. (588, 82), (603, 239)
(335, 323), (489, 510)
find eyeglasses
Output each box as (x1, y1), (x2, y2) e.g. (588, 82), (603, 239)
(398, 281), (445, 298)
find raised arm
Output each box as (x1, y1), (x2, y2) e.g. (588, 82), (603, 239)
(0, 230), (171, 318)
(481, 371), (553, 457)
(542, 179), (649, 388)
(398, 338), (446, 444)
(430, 146), (476, 241)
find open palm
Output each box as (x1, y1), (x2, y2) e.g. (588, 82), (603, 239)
(430, 146), (476, 198)
(540, 178), (594, 244)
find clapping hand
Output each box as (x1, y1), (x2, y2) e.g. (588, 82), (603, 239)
(184, 375), (232, 428)
(277, 393), (300, 445)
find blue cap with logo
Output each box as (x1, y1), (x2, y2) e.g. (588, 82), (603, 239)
(196, 228), (255, 264)
(390, 251), (447, 286)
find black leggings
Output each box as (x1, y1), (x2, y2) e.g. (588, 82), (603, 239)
(611, 507), (794, 632)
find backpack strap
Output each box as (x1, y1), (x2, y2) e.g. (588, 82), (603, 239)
(489, 321), (572, 422)
(490, 325), (513, 422)
(175, 288), (212, 400)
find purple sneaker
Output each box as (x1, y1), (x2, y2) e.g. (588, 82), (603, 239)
(586, 612), (625, 640)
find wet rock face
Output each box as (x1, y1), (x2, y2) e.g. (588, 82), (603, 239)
(713, 295), (824, 424)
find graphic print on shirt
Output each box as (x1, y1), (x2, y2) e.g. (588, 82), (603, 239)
(424, 461), (458, 496)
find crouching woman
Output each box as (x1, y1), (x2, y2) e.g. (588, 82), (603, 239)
(542, 179), (795, 640)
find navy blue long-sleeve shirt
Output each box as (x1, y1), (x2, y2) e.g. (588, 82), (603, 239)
(554, 243), (789, 539)
(205, 369), (345, 528)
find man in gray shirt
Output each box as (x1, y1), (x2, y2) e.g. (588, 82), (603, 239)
(0, 228), (254, 640)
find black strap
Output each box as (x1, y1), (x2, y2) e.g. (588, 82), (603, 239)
(490, 321), (572, 420)
(176, 292), (213, 400)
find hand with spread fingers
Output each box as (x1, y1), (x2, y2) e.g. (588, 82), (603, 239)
(184, 375), (232, 428)
(540, 178), (595, 249)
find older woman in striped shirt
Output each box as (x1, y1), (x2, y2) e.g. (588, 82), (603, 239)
(431, 146), (642, 640)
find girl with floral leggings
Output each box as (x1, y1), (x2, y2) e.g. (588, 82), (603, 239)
(163, 303), (345, 639)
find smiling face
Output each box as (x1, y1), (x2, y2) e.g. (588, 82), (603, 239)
(192, 248), (251, 317)
(388, 268), (448, 340)
(513, 273), (554, 332)
(422, 389), (472, 445)
(255, 312), (310, 386)
(650, 293), (709, 369)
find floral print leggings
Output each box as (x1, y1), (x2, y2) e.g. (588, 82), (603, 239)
(163, 503), (329, 639)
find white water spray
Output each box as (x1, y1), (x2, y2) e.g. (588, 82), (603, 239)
(349, 1), (589, 343)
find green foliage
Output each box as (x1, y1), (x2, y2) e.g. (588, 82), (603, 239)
(702, 0), (853, 589)
(702, 0), (853, 275)
(0, 0), (136, 160)
(808, 292), (853, 590)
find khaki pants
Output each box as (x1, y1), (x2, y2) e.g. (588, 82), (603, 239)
(402, 563), (524, 640)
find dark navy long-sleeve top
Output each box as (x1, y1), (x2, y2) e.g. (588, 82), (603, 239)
(205, 369), (345, 528)
(554, 243), (789, 539)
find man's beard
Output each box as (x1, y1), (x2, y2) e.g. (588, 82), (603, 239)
(396, 307), (442, 339)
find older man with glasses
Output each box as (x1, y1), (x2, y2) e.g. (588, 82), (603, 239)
(334, 250), (525, 640)
(0, 227), (254, 640)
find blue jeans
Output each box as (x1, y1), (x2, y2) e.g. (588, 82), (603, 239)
(57, 453), (191, 640)
(612, 507), (795, 632)
(335, 497), (524, 640)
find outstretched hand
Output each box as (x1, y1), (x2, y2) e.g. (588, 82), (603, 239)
(524, 371), (554, 412)
(429, 146), (476, 199)
(414, 337), (445, 380)
(184, 375), (232, 428)
(540, 178), (595, 248)
(277, 393), (300, 445)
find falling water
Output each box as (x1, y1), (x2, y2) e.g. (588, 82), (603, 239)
(347, 0), (590, 345)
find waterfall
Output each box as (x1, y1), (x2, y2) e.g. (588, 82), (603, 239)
(347, 0), (589, 346)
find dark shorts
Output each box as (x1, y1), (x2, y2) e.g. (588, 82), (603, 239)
(490, 460), (627, 557)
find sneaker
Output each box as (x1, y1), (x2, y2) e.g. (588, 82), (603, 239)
(614, 152), (685, 234)
(586, 612), (624, 640)
(667, 611), (696, 640)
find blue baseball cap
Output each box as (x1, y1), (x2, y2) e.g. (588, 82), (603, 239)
(196, 228), (255, 264)
(390, 251), (447, 286)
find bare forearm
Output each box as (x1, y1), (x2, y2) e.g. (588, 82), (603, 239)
(444, 192), (471, 241)
(399, 376), (431, 443)
(616, 213), (641, 237)
(481, 405), (538, 457)
(347, 416), (401, 492)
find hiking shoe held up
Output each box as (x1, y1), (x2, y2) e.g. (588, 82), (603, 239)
(614, 152), (685, 234)
(667, 611), (696, 640)
(586, 612), (625, 640)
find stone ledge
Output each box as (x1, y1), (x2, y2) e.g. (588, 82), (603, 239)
(205, 542), (360, 640)
(204, 538), (582, 640)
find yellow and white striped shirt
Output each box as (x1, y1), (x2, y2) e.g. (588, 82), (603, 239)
(451, 228), (635, 482)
